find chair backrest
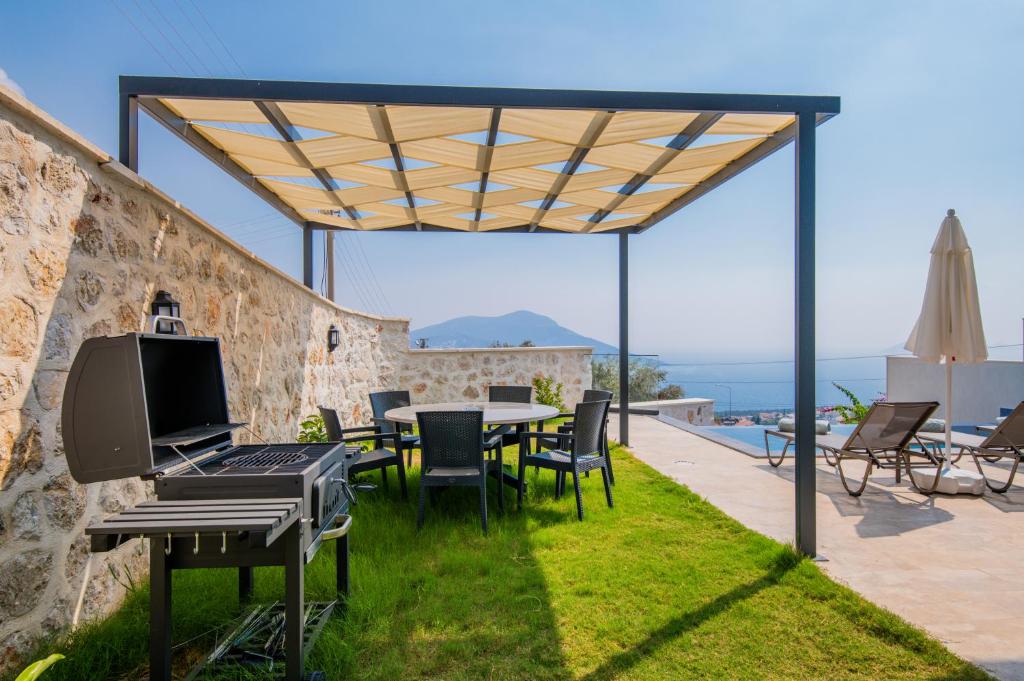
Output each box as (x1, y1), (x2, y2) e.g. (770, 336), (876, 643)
(416, 410), (485, 471)
(318, 406), (343, 442)
(844, 401), (939, 452)
(582, 389), (613, 404)
(571, 400), (610, 457)
(488, 385), (532, 403)
(369, 390), (412, 434)
(982, 400), (1024, 449)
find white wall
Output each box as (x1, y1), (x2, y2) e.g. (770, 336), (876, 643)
(886, 356), (1024, 424)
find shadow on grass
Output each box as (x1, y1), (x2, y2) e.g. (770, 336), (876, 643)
(287, 464), (573, 679)
(577, 550), (800, 681)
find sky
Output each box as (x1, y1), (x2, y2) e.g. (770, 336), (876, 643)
(2, 0), (1022, 359)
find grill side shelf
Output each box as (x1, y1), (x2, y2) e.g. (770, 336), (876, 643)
(86, 498), (302, 552)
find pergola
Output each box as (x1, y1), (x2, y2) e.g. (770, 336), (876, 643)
(119, 75), (839, 556)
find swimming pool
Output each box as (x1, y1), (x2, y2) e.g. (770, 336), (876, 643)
(694, 424), (856, 453)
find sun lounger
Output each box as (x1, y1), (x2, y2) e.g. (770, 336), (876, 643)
(764, 402), (941, 496)
(917, 401), (1024, 493)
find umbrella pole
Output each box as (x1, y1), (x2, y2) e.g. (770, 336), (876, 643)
(944, 358), (953, 471)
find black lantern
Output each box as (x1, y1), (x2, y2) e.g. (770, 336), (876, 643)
(150, 290), (181, 334)
(327, 324), (340, 352)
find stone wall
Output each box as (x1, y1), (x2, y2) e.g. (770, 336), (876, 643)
(0, 86), (597, 672)
(0, 88), (410, 669)
(399, 347), (593, 406)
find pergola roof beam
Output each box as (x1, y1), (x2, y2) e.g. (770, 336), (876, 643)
(256, 100), (363, 228)
(635, 112), (835, 232)
(471, 108), (502, 232)
(136, 95), (308, 227)
(581, 112), (722, 233)
(367, 105), (422, 230)
(123, 76), (840, 115)
(527, 110), (613, 232)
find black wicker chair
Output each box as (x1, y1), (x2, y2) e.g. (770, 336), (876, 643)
(416, 410), (500, 534)
(537, 389), (615, 484)
(369, 390), (421, 467)
(320, 406), (407, 500)
(484, 385), (533, 459)
(518, 400), (613, 521)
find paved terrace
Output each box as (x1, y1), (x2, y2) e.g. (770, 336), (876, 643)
(610, 414), (1024, 681)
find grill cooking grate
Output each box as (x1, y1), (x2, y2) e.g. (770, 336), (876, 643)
(222, 450), (309, 468)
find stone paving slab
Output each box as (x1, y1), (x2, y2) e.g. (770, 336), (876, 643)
(612, 415), (1024, 681)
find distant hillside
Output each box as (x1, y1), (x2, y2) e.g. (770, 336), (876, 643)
(411, 310), (617, 354)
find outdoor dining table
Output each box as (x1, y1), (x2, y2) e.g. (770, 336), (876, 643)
(383, 401), (560, 490)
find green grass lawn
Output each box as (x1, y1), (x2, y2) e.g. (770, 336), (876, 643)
(19, 444), (987, 680)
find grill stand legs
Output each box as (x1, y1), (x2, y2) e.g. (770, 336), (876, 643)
(285, 525), (304, 681)
(337, 532), (350, 598)
(238, 566), (253, 604)
(150, 544), (172, 681)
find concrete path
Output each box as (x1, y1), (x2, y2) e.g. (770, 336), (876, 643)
(612, 415), (1024, 681)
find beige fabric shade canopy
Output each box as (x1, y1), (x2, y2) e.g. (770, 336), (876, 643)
(122, 77), (839, 558)
(154, 95), (796, 233)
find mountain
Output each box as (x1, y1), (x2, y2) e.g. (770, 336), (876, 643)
(410, 310), (618, 354)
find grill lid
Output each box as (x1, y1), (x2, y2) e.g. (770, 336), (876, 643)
(62, 333), (242, 483)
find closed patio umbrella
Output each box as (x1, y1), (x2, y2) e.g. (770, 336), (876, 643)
(904, 208), (987, 493)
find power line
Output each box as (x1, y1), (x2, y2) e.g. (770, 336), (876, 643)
(338, 232), (390, 314)
(187, 0), (249, 77)
(320, 232), (329, 297)
(347, 234), (393, 315)
(334, 233), (384, 314)
(679, 378), (886, 385)
(110, 0), (179, 73)
(332, 239), (375, 313)
(147, 0), (211, 75)
(661, 343), (1023, 368)
(228, 215), (290, 234)
(244, 228), (298, 247)
(131, 0), (199, 75)
(173, 0), (233, 75)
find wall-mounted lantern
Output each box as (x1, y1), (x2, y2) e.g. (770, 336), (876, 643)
(327, 324), (340, 352)
(150, 290), (183, 335)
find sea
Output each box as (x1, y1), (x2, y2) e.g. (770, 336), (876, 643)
(657, 345), (1021, 417)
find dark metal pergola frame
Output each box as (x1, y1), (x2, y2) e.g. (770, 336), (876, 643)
(119, 75), (839, 556)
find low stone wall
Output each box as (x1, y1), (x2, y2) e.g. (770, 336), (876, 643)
(0, 87), (409, 668)
(398, 347), (593, 406)
(622, 398), (716, 425)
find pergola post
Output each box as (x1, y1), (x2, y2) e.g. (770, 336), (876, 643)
(619, 232), (629, 446)
(326, 231), (335, 302)
(302, 225), (314, 290)
(119, 94), (138, 171)
(794, 111), (817, 557)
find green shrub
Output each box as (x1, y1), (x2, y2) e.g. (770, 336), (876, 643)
(532, 375), (566, 412)
(591, 357), (682, 402)
(297, 414), (327, 443)
(826, 383), (871, 423)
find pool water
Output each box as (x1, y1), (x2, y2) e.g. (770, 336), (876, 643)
(696, 424), (857, 453)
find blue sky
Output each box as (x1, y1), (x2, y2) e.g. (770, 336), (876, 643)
(3, 1), (1022, 357)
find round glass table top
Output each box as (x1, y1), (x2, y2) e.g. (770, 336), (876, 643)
(383, 401), (559, 425)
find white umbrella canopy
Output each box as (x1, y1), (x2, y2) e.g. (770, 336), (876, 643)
(905, 209), (988, 364)
(905, 209), (987, 493)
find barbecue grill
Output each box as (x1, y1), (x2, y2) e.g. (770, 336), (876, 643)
(62, 332), (356, 680)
